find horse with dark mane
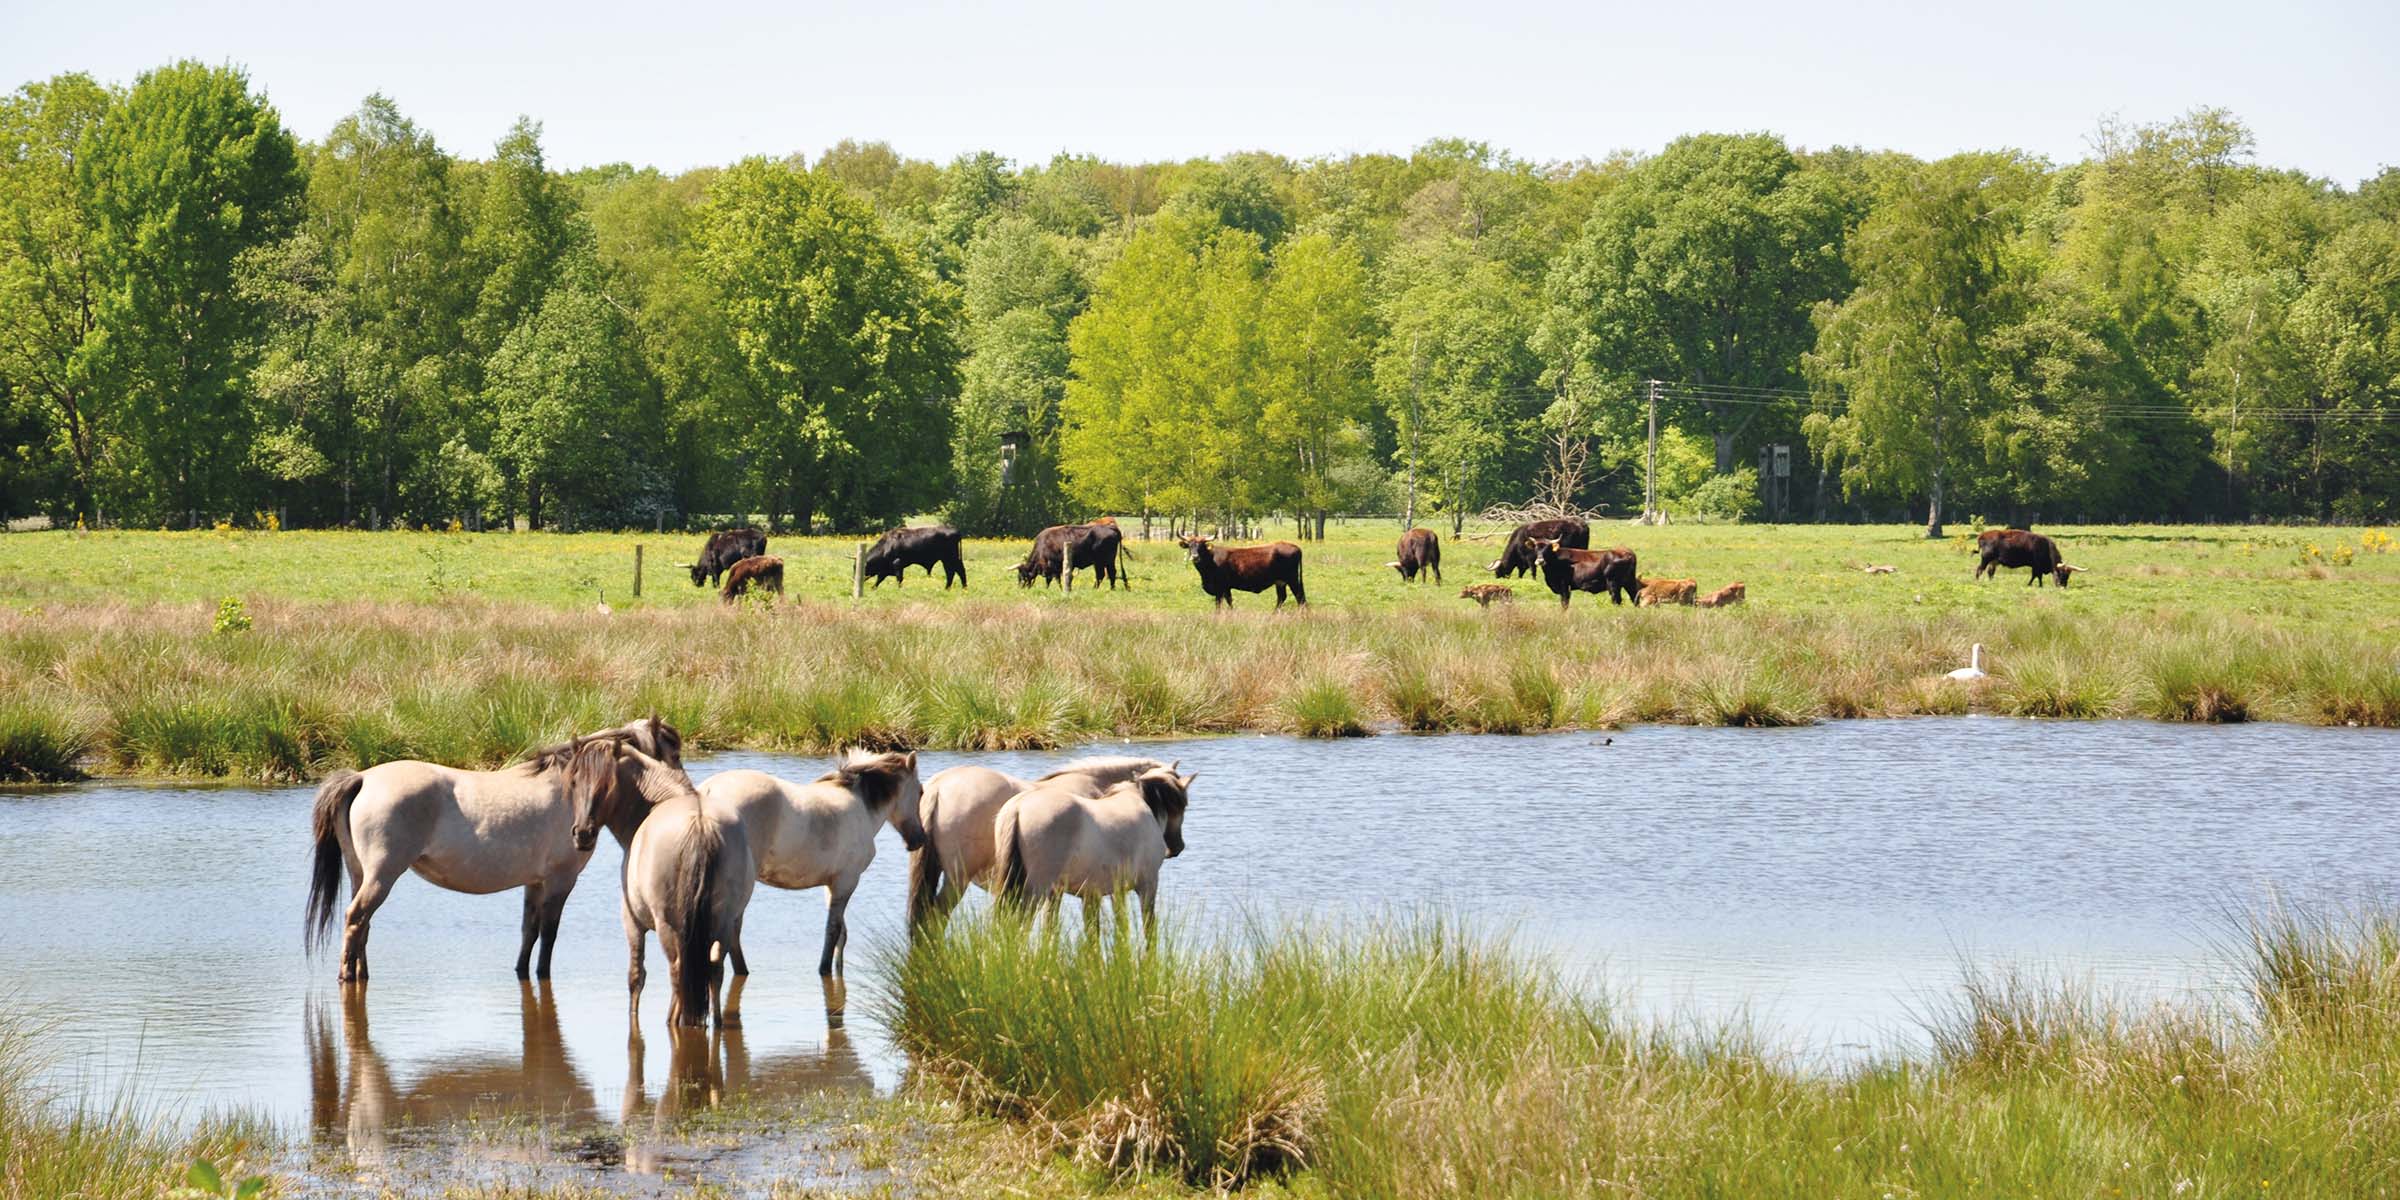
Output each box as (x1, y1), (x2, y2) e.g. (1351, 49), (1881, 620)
(305, 717), (684, 982)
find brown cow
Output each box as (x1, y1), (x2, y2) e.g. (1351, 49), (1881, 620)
(1975, 529), (2076, 587)
(1458, 583), (1514, 608)
(687, 528), (766, 587)
(721, 555), (784, 604)
(1530, 539), (1640, 609)
(1636, 577), (1698, 606)
(1695, 582), (1746, 608)
(1492, 518), (1590, 578)
(1178, 536), (1305, 608)
(1389, 528), (1442, 583)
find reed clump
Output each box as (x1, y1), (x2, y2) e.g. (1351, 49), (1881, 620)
(1, 597), (2394, 780)
(0, 1019), (276, 1199)
(886, 907), (2400, 1197)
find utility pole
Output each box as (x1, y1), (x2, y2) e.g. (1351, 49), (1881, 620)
(1643, 379), (1661, 524)
(1404, 337), (1422, 530)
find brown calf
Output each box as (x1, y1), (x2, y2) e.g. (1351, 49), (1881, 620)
(1636, 577), (1698, 606)
(1695, 582), (1746, 608)
(1458, 583), (1515, 608)
(720, 555), (784, 604)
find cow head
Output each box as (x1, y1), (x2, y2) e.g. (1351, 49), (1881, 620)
(1529, 538), (1562, 570)
(1178, 535), (1215, 566)
(1015, 557), (1039, 586)
(2055, 563), (2081, 587)
(686, 562), (708, 586)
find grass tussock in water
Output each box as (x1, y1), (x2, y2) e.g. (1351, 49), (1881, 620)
(0, 1019), (275, 1199)
(1, 596), (2396, 779)
(887, 908), (2400, 1197)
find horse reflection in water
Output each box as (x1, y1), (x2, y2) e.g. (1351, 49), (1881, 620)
(307, 982), (597, 1161)
(620, 977), (870, 1175)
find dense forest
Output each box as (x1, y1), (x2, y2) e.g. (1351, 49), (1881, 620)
(3, 61), (2395, 534)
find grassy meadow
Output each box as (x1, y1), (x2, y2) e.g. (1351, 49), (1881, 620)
(880, 907), (2400, 1198)
(0, 521), (2395, 781)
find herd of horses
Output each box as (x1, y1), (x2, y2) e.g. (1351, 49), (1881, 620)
(305, 716), (1197, 1030)
(676, 515), (2078, 612)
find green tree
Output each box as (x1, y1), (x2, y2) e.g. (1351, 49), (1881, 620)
(0, 73), (115, 521)
(463, 117), (575, 363)
(1804, 153), (2040, 536)
(486, 283), (654, 528)
(1538, 133), (1851, 474)
(1375, 239), (1541, 531)
(951, 216), (1084, 532)
(78, 61), (302, 523)
(2287, 218), (2400, 520)
(1062, 214), (1270, 524)
(1260, 231), (1378, 535)
(695, 158), (960, 531)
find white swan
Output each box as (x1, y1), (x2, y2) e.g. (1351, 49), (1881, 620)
(1946, 643), (1987, 681)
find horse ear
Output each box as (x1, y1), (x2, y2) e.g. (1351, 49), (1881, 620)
(1178, 771), (1198, 791)
(903, 750), (918, 769)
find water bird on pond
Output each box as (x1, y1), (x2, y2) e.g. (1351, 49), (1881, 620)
(1947, 644), (1989, 681)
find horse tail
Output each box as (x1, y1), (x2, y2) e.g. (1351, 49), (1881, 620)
(673, 813), (724, 1022)
(995, 804), (1029, 911)
(907, 842), (945, 930)
(305, 770), (365, 955)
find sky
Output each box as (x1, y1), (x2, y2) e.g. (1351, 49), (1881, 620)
(5, 0), (2394, 185)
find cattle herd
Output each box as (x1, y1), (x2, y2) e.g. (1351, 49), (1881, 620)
(678, 517), (2080, 611)
(308, 716), (1199, 1031)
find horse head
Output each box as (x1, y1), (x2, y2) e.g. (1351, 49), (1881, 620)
(827, 749), (927, 851)
(564, 738), (629, 852)
(1134, 766), (1197, 858)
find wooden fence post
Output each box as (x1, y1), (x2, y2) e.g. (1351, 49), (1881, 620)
(853, 543), (866, 600)
(633, 544), (643, 598)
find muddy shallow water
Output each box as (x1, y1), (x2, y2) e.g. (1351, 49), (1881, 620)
(5, 720), (2397, 1161)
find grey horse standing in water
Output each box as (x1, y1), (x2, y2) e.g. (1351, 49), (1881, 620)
(304, 717), (683, 983)
(906, 756), (1170, 927)
(566, 737), (754, 1030)
(994, 766), (1196, 938)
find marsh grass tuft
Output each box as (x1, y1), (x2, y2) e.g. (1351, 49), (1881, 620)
(0, 700), (91, 782)
(1284, 678), (1369, 738)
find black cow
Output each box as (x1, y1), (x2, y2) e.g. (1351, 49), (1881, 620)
(1492, 518), (1590, 578)
(1390, 528), (1442, 583)
(1016, 522), (1126, 590)
(688, 528), (767, 587)
(1531, 539), (1639, 609)
(1178, 536), (1306, 608)
(1975, 529), (2077, 587)
(864, 525), (967, 589)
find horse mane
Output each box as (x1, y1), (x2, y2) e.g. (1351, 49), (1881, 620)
(818, 748), (913, 812)
(1036, 755), (1167, 783)
(1129, 770), (1190, 821)
(520, 729), (628, 774)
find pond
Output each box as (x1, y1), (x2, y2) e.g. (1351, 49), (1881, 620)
(4, 719), (2395, 1148)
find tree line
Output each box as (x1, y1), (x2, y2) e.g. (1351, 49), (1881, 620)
(3, 61), (2395, 535)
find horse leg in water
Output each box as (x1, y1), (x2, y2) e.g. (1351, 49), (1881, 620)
(623, 904), (649, 1023)
(1136, 875), (1160, 949)
(338, 848), (413, 983)
(532, 883), (574, 980)
(715, 917), (746, 1028)
(818, 885), (853, 977)
(514, 882), (549, 979)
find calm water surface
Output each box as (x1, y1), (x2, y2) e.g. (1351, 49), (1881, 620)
(3, 719), (2395, 1136)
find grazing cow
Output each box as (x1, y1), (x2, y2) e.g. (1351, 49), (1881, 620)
(1388, 528), (1443, 583)
(1696, 582), (1746, 608)
(1178, 536), (1305, 608)
(687, 529), (767, 588)
(1492, 518), (1590, 578)
(1459, 583), (1514, 608)
(720, 555), (783, 604)
(1017, 522), (1126, 590)
(1530, 539), (1639, 609)
(1636, 577), (1698, 606)
(1975, 529), (2076, 587)
(863, 525), (967, 589)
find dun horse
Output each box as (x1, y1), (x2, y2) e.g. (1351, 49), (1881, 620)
(698, 750), (924, 986)
(995, 766), (1197, 936)
(566, 737), (755, 1029)
(304, 717), (683, 983)
(906, 756), (1170, 927)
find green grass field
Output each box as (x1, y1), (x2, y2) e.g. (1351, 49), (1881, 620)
(1, 522), (2394, 781)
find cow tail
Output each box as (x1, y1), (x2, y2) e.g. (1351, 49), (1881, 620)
(995, 806), (1029, 911)
(305, 770), (365, 955)
(674, 813), (723, 1022)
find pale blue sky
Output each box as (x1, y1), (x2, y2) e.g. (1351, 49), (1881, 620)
(5, 0), (2393, 184)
